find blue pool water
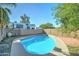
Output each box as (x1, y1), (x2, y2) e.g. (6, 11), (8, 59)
(21, 34), (56, 55)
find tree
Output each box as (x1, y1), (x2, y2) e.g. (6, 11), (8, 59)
(0, 3), (16, 26)
(54, 3), (79, 32)
(20, 14), (30, 24)
(39, 23), (54, 29)
(0, 3), (16, 35)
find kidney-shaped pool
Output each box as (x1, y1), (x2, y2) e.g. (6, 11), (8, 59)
(21, 34), (56, 55)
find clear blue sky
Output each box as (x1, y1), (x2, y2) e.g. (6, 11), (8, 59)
(10, 3), (60, 27)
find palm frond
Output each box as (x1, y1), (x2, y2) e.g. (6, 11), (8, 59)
(0, 3), (16, 8)
(5, 8), (11, 14)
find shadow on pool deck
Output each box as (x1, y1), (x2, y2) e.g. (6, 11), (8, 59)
(54, 47), (62, 52)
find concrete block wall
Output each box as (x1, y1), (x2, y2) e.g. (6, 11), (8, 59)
(20, 29), (43, 35)
(7, 29), (44, 36)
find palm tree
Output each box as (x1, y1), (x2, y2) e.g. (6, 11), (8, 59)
(20, 14), (30, 29)
(0, 3), (16, 35)
(20, 14), (30, 24)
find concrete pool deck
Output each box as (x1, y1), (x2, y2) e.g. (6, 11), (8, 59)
(49, 35), (70, 56)
(11, 35), (70, 56)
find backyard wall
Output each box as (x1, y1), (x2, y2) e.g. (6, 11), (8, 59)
(43, 29), (79, 39)
(20, 29), (44, 35)
(43, 29), (62, 36)
(7, 29), (44, 36)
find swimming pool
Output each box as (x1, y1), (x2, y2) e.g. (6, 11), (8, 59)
(21, 34), (56, 55)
